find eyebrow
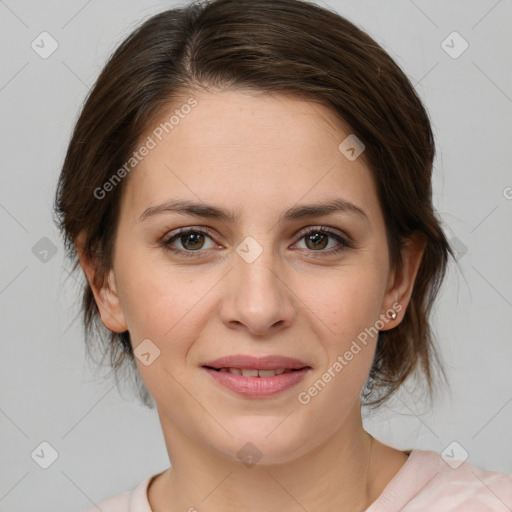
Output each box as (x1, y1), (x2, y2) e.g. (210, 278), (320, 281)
(138, 198), (370, 225)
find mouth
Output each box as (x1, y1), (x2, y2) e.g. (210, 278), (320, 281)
(202, 366), (309, 377)
(200, 355), (312, 397)
(202, 354), (310, 372)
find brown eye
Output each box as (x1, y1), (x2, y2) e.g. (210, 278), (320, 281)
(295, 227), (354, 255)
(162, 228), (217, 256)
(304, 231), (329, 250)
(180, 231), (206, 250)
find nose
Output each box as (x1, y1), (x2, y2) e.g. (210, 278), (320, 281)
(218, 243), (297, 336)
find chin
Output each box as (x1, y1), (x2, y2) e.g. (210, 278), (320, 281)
(210, 421), (314, 467)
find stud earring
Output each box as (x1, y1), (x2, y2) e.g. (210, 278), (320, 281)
(389, 310), (397, 320)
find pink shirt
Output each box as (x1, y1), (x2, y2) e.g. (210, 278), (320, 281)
(83, 449), (512, 511)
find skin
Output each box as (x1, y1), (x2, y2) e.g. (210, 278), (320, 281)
(78, 89), (425, 511)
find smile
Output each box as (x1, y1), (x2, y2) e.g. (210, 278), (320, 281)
(202, 366), (310, 397)
(208, 367), (301, 377)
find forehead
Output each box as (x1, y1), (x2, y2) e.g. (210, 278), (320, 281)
(121, 89), (382, 227)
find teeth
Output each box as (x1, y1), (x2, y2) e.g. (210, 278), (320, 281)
(219, 368), (295, 377)
(258, 369), (279, 377)
(241, 368), (259, 377)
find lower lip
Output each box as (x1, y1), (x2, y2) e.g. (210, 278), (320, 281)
(202, 367), (310, 398)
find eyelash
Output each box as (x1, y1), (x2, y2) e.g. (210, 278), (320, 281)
(161, 226), (354, 258)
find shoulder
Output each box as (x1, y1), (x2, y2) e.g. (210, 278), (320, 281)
(407, 449), (512, 511)
(367, 448), (512, 512)
(81, 474), (155, 512)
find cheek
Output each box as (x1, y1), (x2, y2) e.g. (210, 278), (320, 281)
(293, 267), (385, 407)
(300, 265), (385, 345)
(298, 273), (382, 413)
(114, 247), (218, 348)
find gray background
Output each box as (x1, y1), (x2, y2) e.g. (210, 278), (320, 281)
(1, 0), (511, 510)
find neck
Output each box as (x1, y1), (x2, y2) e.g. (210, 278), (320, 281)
(151, 404), (378, 512)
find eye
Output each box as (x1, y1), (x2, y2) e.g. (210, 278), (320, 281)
(161, 225), (354, 258)
(294, 227), (354, 255)
(162, 227), (218, 256)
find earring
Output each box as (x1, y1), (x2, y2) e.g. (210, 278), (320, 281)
(389, 311), (397, 320)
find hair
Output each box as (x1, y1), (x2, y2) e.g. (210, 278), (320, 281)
(54, 0), (455, 410)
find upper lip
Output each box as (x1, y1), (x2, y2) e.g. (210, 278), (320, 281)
(202, 355), (310, 370)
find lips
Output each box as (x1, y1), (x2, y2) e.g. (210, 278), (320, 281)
(202, 354), (310, 374)
(201, 355), (312, 397)
(215, 368), (297, 378)
(203, 366), (310, 397)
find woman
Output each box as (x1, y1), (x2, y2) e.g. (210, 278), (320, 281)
(54, 0), (512, 510)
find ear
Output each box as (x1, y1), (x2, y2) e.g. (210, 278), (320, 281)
(75, 234), (128, 333)
(380, 234), (426, 330)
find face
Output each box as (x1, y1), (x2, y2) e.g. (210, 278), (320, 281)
(86, 89), (421, 465)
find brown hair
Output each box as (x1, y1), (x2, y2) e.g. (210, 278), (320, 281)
(54, 0), (455, 409)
